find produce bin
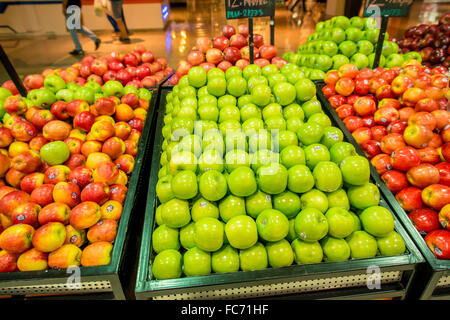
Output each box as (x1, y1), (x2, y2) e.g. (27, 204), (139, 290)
(0, 88), (159, 300)
(315, 81), (450, 300)
(134, 86), (424, 300)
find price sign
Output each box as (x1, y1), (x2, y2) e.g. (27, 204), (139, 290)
(363, 0), (413, 18)
(225, 0), (275, 20)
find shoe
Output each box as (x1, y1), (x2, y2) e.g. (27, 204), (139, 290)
(69, 49), (84, 56)
(94, 38), (101, 50)
(119, 37), (131, 43)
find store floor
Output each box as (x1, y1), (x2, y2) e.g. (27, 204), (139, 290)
(0, 0), (449, 83)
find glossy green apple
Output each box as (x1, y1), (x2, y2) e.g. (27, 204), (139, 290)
(219, 194), (246, 222)
(283, 103), (304, 120)
(320, 236), (351, 262)
(403, 51), (422, 63)
(103, 80), (124, 97)
(256, 209), (289, 242)
(329, 141), (357, 165)
(251, 149), (278, 172)
(245, 190), (272, 219)
(339, 40), (357, 58)
(207, 67), (225, 80)
(291, 238), (323, 264)
(44, 74), (66, 93)
(350, 53), (369, 70)
(286, 70), (305, 85)
(212, 245), (240, 273)
(322, 40), (339, 57)
(27, 88), (56, 108)
(152, 249), (182, 279)
(256, 163), (288, 195)
(280, 145), (305, 169)
(304, 143), (330, 169)
(330, 27), (346, 44)
(350, 16), (364, 29)
(219, 119), (241, 136)
(385, 53), (404, 68)
(325, 207), (355, 239)
(178, 134), (202, 157)
(381, 41), (399, 57)
(308, 113), (331, 128)
(180, 96), (198, 110)
(225, 149), (250, 172)
(274, 130), (298, 151)
(240, 103), (261, 122)
(300, 189), (329, 213)
(273, 82), (296, 106)
(331, 54), (350, 70)
(315, 55), (333, 72)
(265, 116), (287, 132)
(346, 27), (364, 42)
(327, 189), (350, 210)
(349, 211), (361, 232)
(356, 40), (374, 56)
(266, 239), (294, 268)
(198, 104), (219, 122)
(359, 206), (395, 237)
(237, 94), (253, 108)
(313, 161), (342, 193)
(202, 130), (224, 153)
(138, 87), (152, 101)
(364, 28), (380, 43)
(262, 102), (283, 120)
(207, 76), (227, 97)
(0, 88), (11, 102)
(188, 66), (207, 88)
(228, 166), (258, 197)
(248, 130), (272, 152)
(368, 53), (386, 68)
(239, 242), (268, 271)
(198, 94), (218, 108)
(55, 89), (74, 102)
(224, 130), (247, 152)
(347, 182), (380, 210)
(180, 221), (196, 249)
(191, 197), (219, 222)
(242, 118), (265, 136)
(198, 149), (224, 172)
(198, 170), (228, 201)
(183, 247), (211, 277)
(156, 175), (175, 203)
(294, 207), (329, 242)
(177, 75), (190, 88)
(243, 64), (262, 80)
(346, 230), (378, 259)
(309, 69), (326, 81)
(287, 164), (315, 194)
(320, 126), (344, 149)
(170, 118), (194, 138)
(339, 155), (370, 186)
(152, 224), (180, 254)
(251, 84), (272, 107)
(297, 123), (324, 146)
(294, 78), (316, 102)
(226, 66), (243, 79)
(161, 198), (191, 228)
(273, 191), (301, 219)
(171, 170), (198, 200)
(193, 217), (224, 252)
(267, 72), (288, 89)
(301, 98), (322, 119)
(225, 215), (258, 250)
(286, 117), (303, 133)
(376, 231), (406, 256)
(219, 105), (240, 123)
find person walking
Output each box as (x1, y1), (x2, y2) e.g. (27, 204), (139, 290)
(109, 0), (131, 43)
(63, 0), (101, 56)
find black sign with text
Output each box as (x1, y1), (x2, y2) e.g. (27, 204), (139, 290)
(363, 0), (413, 18)
(225, 0), (275, 19)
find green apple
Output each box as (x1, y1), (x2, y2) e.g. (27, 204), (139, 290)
(273, 82), (296, 106)
(297, 123), (324, 146)
(364, 28), (380, 44)
(300, 189), (329, 213)
(330, 27), (346, 44)
(161, 198), (191, 228)
(202, 130), (224, 153)
(226, 66), (243, 79)
(359, 206), (395, 237)
(85, 80), (103, 94)
(357, 40), (374, 56)
(27, 88), (56, 108)
(291, 238), (323, 264)
(44, 74), (66, 93)
(207, 67), (225, 80)
(225, 149), (250, 172)
(280, 145), (306, 169)
(314, 55), (333, 72)
(242, 118), (265, 136)
(219, 105), (240, 123)
(198, 94), (218, 108)
(308, 113), (331, 128)
(266, 239), (294, 268)
(55, 88), (74, 102)
(309, 69), (326, 81)
(193, 217), (224, 252)
(152, 224), (180, 254)
(245, 191), (272, 219)
(325, 207), (355, 239)
(346, 27), (364, 42)
(250, 149), (277, 172)
(219, 120), (241, 136)
(346, 230), (378, 259)
(227, 166), (257, 197)
(239, 242), (268, 271)
(178, 135), (202, 157)
(313, 161), (343, 193)
(286, 70), (305, 85)
(301, 99), (322, 119)
(243, 64), (262, 80)
(262, 64), (279, 77)
(376, 231), (406, 256)
(139, 88), (153, 101)
(191, 197), (219, 222)
(280, 63), (300, 75)
(327, 189), (350, 210)
(155, 204), (164, 226)
(273, 191), (301, 219)
(183, 247), (211, 277)
(156, 175), (175, 203)
(198, 149), (224, 173)
(350, 53), (369, 70)
(267, 72), (288, 89)
(294, 78), (316, 102)
(103, 80), (124, 97)
(251, 84), (272, 107)
(320, 236), (350, 262)
(171, 170), (198, 199)
(274, 130), (298, 151)
(333, 16), (350, 29)
(368, 53), (386, 68)
(339, 155), (370, 186)
(248, 130), (272, 152)
(339, 40), (357, 57)
(304, 143), (330, 169)
(180, 221), (196, 249)
(152, 249), (182, 279)
(381, 41), (399, 57)
(256, 209), (289, 242)
(198, 170), (228, 202)
(287, 218), (297, 242)
(225, 215), (258, 250)
(212, 245), (240, 273)
(403, 51), (422, 63)
(287, 164), (315, 194)
(227, 76), (247, 97)
(322, 40), (339, 57)
(347, 182), (380, 210)
(385, 53), (404, 68)
(219, 194), (246, 222)
(329, 141), (357, 165)
(178, 75), (190, 88)
(247, 75), (268, 92)
(265, 116), (287, 132)
(364, 17), (378, 30)
(331, 54), (350, 70)
(198, 104), (219, 122)
(188, 66), (207, 88)
(0, 88), (12, 102)
(40, 140), (70, 165)
(207, 76), (227, 97)
(262, 103), (283, 120)
(286, 117), (303, 133)
(283, 103), (304, 120)
(240, 103), (261, 122)
(349, 211), (362, 232)
(320, 126), (344, 149)
(237, 94), (253, 108)
(256, 163), (288, 195)
(224, 129), (247, 152)
(350, 16), (364, 29)
(294, 207), (329, 242)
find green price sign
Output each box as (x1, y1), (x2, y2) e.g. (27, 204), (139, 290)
(363, 0), (413, 18)
(225, 0), (275, 19)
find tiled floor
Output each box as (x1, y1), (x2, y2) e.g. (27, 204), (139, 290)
(0, 0), (449, 83)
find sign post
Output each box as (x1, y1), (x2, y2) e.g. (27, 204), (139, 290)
(363, 0), (413, 69)
(225, 0), (275, 64)
(0, 45), (27, 97)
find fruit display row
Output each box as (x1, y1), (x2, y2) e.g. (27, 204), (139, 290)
(170, 24), (287, 85)
(321, 61), (450, 259)
(281, 16), (421, 80)
(150, 62), (408, 280)
(0, 47), (155, 272)
(393, 12), (450, 68)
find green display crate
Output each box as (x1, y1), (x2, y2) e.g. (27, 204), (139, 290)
(0, 89), (158, 300)
(315, 80), (450, 300)
(135, 86), (424, 300)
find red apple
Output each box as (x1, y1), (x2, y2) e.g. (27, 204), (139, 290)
(381, 170), (409, 193)
(396, 187), (424, 212)
(422, 184), (450, 211)
(409, 208), (441, 235)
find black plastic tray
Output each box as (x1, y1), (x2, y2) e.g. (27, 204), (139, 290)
(315, 80), (450, 300)
(135, 86), (424, 300)
(0, 88), (158, 300)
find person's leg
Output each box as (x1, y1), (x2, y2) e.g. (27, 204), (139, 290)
(121, 8), (130, 34)
(111, 0), (129, 42)
(66, 13), (84, 54)
(80, 24), (101, 50)
(107, 14), (120, 32)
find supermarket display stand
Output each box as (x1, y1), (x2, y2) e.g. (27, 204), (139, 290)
(134, 85), (424, 301)
(315, 81), (450, 300)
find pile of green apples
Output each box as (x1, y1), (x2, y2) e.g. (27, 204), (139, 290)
(151, 62), (406, 280)
(282, 16), (422, 80)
